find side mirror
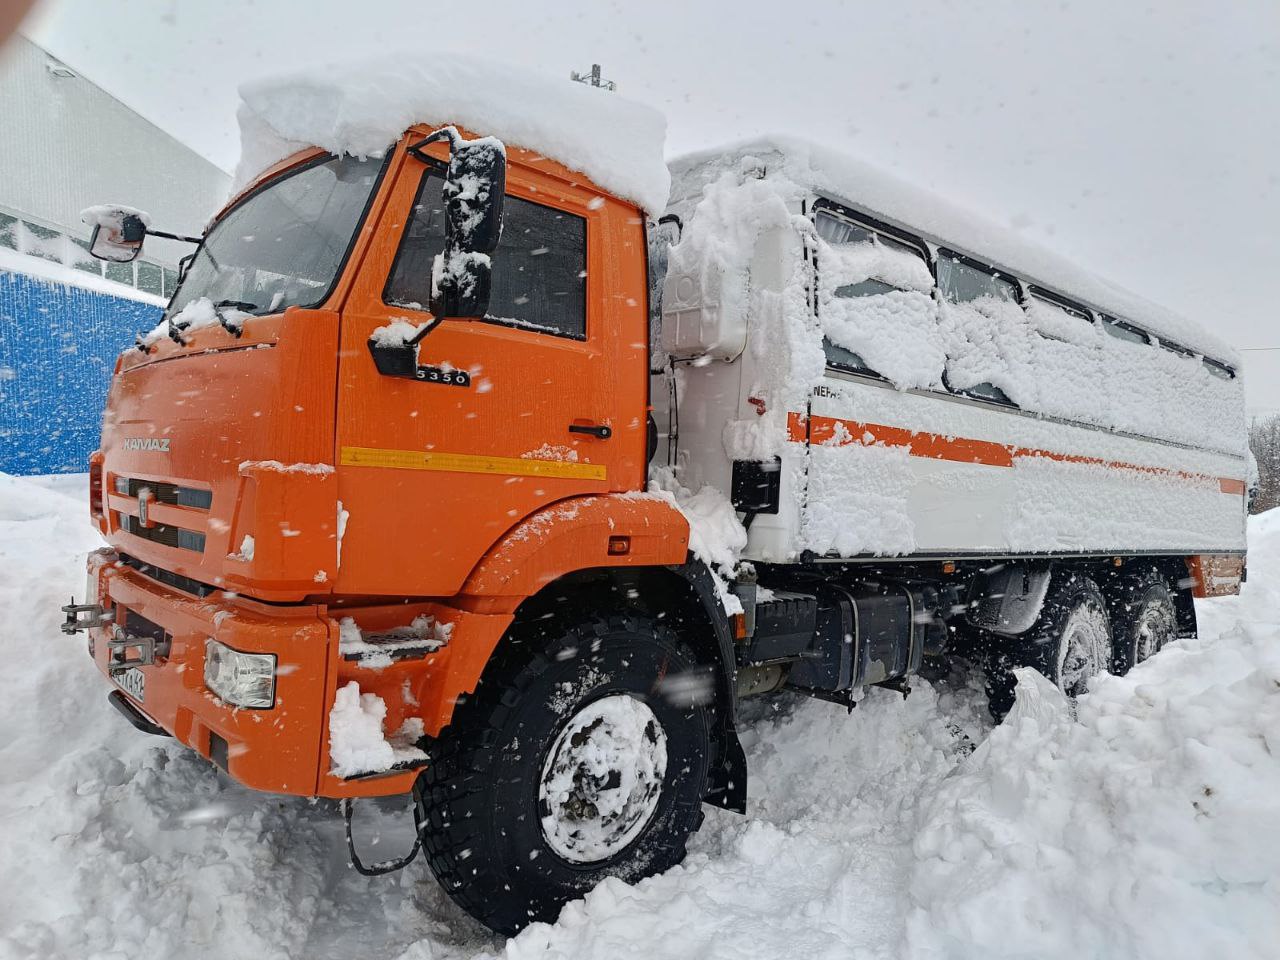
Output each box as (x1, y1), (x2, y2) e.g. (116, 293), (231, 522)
(81, 204), (150, 263)
(408, 127), (506, 320)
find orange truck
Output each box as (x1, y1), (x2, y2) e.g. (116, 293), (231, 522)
(62, 65), (1246, 935)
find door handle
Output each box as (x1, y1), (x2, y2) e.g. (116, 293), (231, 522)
(569, 422), (612, 440)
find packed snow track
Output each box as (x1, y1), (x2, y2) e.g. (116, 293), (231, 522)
(1, 472), (1275, 960)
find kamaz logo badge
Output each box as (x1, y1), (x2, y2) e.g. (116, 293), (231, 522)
(122, 438), (170, 452)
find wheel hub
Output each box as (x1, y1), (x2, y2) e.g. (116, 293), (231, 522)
(538, 694), (667, 864)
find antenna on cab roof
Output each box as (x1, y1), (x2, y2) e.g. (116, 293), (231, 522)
(570, 63), (616, 92)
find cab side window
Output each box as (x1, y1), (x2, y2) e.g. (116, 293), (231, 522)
(385, 169), (588, 339)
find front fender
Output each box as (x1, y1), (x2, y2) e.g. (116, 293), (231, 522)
(459, 496), (748, 812)
(460, 493), (690, 603)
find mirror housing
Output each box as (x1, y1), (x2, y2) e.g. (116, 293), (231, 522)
(364, 318), (471, 388)
(407, 127), (506, 320)
(81, 205), (150, 263)
(367, 318), (441, 378)
(439, 133), (506, 255)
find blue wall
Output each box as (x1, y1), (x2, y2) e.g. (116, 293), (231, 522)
(0, 269), (161, 475)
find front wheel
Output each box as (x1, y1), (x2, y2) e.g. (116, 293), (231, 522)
(414, 616), (713, 935)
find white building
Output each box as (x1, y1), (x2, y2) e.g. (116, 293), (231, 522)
(0, 33), (230, 297)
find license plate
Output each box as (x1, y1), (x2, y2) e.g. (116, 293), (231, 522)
(114, 667), (145, 702)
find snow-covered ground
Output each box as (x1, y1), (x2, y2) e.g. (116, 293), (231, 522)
(0, 472), (1275, 960)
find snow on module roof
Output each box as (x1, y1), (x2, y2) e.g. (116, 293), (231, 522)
(232, 55), (671, 216)
(669, 137), (1237, 365)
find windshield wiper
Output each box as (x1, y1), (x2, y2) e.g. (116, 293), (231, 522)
(212, 299), (259, 338)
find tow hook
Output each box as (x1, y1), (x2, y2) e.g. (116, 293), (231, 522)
(341, 797), (425, 877)
(105, 627), (165, 676)
(61, 598), (114, 635)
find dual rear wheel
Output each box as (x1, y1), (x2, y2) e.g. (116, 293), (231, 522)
(985, 566), (1179, 718)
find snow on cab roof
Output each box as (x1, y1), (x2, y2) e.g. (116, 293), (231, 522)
(669, 137), (1237, 366)
(232, 55), (671, 216)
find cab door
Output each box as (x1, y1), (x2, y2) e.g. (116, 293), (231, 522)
(333, 136), (648, 598)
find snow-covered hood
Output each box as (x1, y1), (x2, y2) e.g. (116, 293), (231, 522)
(233, 54), (671, 216)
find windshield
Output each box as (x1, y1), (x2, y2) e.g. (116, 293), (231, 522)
(166, 153), (384, 320)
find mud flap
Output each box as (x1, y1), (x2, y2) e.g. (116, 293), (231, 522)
(703, 724), (747, 814)
(674, 558), (749, 814)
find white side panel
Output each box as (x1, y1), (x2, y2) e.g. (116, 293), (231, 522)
(796, 373), (1246, 556)
(904, 457), (1012, 548)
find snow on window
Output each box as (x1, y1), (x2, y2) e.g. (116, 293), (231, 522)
(1101, 315), (1149, 344)
(815, 211), (943, 390)
(937, 253), (1019, 305)
(1025, 294), (1094, 345)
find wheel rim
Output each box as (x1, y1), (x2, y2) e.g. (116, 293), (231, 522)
(1135, 596), (1175, 664)
(1058, 598), (1111, 697)
(538, 694), (668, 865)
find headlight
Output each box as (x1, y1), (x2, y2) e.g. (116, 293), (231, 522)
(114, 476), (130, 495)
(204, 639), (276, 708)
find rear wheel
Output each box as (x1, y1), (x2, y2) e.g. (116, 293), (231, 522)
(1108, 567), (1177, 675)
(414, 615), (713, 936)
(985, 571), (1113, 719)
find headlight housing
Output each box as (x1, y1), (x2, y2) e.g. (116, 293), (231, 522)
(204, 639), (276, 709)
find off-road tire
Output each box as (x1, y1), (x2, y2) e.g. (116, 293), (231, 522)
(1107, 566), (1177, 675)
(985, 571), (1113, 719)
(414, 614), (714, 936)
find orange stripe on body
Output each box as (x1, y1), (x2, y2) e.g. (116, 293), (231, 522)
(787, 411), (1245, 496)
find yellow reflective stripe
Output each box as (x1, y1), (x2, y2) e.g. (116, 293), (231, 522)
(339, 445), (606, 481)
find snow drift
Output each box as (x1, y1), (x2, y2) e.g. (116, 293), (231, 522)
(906, 631), (1280, 958)
(1, 470), (1276, 960)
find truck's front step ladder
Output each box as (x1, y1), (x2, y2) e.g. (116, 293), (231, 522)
(340, 797), (425, 877)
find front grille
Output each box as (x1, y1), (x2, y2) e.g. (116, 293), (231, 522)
(116, 477), (212, 509)
(119, 514), (206, 553)
(119, 554), (216, 597)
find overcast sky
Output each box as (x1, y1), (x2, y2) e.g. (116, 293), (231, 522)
(23, 0), (1280, 410)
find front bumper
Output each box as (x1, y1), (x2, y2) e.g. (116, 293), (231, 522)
(85, 549), (335, 795)
(80, 550), (512, 799)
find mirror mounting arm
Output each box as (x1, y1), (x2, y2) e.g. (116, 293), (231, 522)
(405, 126), (462, 164)
(146, 228), (201, 245)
